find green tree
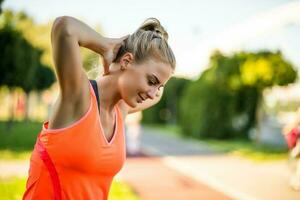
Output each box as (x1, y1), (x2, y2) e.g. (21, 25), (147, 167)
(0, 9), (101, 73)
(180, 50), (297, 139)
(0, 0), (4, 14)
(0, 25), (55, 122)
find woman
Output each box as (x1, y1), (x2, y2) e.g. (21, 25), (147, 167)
(23, 16), (175, 200)
(283, 108), (300, 191)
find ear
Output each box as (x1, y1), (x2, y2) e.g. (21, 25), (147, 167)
(120, 52), (134, 70)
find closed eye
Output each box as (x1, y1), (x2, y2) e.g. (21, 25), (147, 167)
(148, 78), (156, 86)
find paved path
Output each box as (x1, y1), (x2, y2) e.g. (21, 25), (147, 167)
(162, 155), (300, 200)
(133, 127), (300, 200)
(0, 160), (29, 178)
(117, 157), (232, 200)
(139, 127), (218, 156)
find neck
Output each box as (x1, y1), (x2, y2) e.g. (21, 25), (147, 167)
(96, 70), (121, 114)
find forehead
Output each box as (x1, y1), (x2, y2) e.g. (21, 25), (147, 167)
(139, 59), (173, 83)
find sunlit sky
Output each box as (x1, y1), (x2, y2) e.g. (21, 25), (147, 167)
(3, 0), (300, 78)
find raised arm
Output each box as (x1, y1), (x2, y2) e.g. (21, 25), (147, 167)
(51, 16), (110, 101)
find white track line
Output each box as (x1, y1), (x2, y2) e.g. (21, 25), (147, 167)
(162, 156), (258, 200)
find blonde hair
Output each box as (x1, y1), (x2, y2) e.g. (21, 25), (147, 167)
(87, 18), (176, 79)
(114, 18), (176, 69)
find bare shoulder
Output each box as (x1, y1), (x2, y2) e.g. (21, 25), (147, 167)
(48, 77), (91, 129)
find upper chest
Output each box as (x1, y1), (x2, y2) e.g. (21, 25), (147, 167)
(97, 102), (127, 143)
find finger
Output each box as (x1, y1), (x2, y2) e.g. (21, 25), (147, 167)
(122, 34), (130, 39)
(120, 34), (130, 42)
(103, 67), (110, 76)
(102, 57), (110, 75)
(103, 71), (110, 76)
(104, 63), (110, 75)
(102, 69), (108, 76)
(114, 41), (124, 54)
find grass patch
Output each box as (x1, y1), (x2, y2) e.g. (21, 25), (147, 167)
(144, 123), (289, 162)
(0, 150), (31, 160)
(201, 139), (288, 162)
(109, 179), (139, 200)
(0, 120), (41, 150)
(0, 177), (26, 200)
(0, 177), (139, 200)
(0, 120), (41, 160)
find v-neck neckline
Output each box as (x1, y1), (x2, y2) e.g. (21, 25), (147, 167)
(97, 105), (118, 146)
(89, 80), (118, 146)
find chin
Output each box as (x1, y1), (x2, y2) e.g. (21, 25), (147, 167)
(123, 98), (138, 108)
(131, 100), (139, 108)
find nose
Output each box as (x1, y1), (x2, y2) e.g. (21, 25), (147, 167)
(146, 88), (158, 100)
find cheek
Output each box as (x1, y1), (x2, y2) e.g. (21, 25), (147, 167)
(118, 72), (145, 94)
(118, 74), (138, 101)
(118, 77), (142, 107)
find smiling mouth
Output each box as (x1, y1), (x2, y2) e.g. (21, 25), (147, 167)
(138, 94), (146, 101)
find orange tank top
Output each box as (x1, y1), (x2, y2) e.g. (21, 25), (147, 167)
(23, 81), (126, 200)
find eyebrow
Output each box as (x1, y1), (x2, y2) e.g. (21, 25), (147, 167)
(152, 74), (164, 87)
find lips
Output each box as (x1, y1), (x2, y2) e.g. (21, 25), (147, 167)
(138, 93), (146, 102)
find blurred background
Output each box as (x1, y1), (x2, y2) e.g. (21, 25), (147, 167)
(1, 0), (300, 199)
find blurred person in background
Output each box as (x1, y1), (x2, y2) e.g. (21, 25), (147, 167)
(283, 107), (300, 191)
(125, 111), (142, 156)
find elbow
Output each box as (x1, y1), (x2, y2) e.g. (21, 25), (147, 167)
(52, 16), (73, 38)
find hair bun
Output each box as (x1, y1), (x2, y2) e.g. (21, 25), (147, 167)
(138, 18), (169, 41)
